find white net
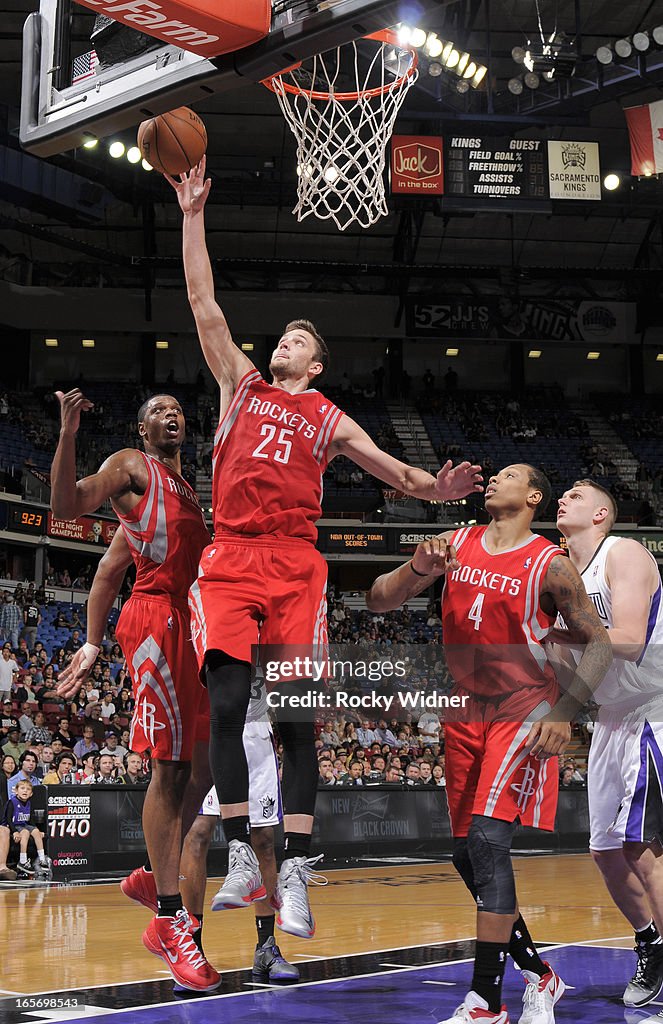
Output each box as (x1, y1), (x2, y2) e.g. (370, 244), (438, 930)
(265, 32), (418, 231)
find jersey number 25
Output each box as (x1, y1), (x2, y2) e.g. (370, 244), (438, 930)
(251, 424), (294, 464)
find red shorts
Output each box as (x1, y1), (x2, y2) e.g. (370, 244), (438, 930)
(116, 595), (209, 761)
(444, 693), (559, 837)
(188, 533), (328, 683)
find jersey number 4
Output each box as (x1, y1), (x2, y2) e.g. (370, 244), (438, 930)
(251, 424), (294, 464)
(468, 593), (485, 631)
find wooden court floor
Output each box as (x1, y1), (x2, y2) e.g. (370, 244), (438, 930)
(0, 854), (630, 997)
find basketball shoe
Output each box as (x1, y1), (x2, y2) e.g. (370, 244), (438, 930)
(623, 940), (663, 1006)
(252, 935), (300, 983)
(437, 992), (509, 1023)
(272, 854), (327, 939)
(211, 840), (266, 911)
(120, 866), (157, 912)
(142, 908), (221, 991)
(518, 963), (566, 1024)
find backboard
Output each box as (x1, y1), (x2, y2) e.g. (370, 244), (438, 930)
(20, 0), (440, 157)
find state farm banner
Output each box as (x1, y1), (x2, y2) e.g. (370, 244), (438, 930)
(48, 512), (118, 546)
(547, 141), (601, 200)
(390, 135), (444, 195)
(406, 296), (636, 344)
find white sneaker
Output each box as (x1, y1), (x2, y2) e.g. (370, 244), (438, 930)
(437, 991), (510, 1023)
(518, 964), (566, 1024)
(211, 839), (266, 911)
(272, 854), (327, 939)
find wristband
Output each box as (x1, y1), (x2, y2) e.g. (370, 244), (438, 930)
(409, 561), (428, 578)
(81, 642), (101, 662)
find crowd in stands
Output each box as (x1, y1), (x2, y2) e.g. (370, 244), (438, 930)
(0, 580), (589, 836)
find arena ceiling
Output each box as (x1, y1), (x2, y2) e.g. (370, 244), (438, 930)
(1, 0), (663, 297)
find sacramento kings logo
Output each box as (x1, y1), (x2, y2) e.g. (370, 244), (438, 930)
(260, 795), (276, 819)
(561, 143), (586, 169)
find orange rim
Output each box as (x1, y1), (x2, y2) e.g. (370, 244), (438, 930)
(261, 29), (417, 101)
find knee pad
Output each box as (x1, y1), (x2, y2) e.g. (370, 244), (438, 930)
(466, 816), (516, 915)
(452, 838), (478, 899)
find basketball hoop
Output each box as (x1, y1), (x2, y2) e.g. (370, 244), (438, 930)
(263, 30), (418, 231)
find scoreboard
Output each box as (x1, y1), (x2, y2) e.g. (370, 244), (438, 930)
(443, 136), (547, 199)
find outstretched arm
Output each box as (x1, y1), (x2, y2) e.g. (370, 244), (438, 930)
(57, 529), (132, 698)
(331, 416), (482, 502)
(51, 390), (145, 520)
(366, 534), (457, 612)
(527, 554), (612, 758)
(167, 158), (254, 389)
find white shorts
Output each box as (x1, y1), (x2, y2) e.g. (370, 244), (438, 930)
(200, 721), (282, 828)
(588, 707), (663, 851)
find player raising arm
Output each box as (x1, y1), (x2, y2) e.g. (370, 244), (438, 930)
(51, 390), (219, 993)
(166, 159), (482, 941)
(367, 464), (611, 1024)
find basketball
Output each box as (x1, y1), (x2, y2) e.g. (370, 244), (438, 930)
(137, 107), (207, 176)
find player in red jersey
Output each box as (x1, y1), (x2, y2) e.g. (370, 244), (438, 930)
(51, 391), (219, 992)
(367, 464), (612, 1024)
(168, 158), (482, 939)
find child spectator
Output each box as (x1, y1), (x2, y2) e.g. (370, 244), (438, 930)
(2, 779), (48, 877)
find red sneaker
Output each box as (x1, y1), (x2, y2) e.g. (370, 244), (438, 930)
(120, 867), (157, 912)
(143, 909), (221, 991)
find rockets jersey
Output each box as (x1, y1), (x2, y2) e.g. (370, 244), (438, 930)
(115, 452), (210, 603)
(211, 369), (344, 544)
(570, 536), (663, 709)
(442, 525), (563, 698)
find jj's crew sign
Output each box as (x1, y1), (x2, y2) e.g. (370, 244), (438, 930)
(444, 136), (547, 198)
(391, 136), (444, 194)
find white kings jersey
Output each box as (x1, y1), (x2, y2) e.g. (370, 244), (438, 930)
(574, 536), (663, 709)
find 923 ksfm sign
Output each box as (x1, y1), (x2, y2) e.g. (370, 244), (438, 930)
(390, 136), (444, 195)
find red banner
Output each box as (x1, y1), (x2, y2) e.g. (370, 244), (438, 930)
(624, 101), (663, 177)
(48, 513), (118, 547)
(391, 135), (444, 195)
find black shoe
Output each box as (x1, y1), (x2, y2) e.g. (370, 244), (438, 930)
(252, 936), (300, 983)
(16, 862), (35, 878)
(624, 941), (663, 1007)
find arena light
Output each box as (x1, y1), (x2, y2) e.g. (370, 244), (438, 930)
(586, 351), (600, 360)
(324, 165), (340, 184)
(155, 340), (169, 349)
(595, 45), (613, 65)
(508, 77), (524, 95)
(603, 173), (621, 190)
(524, 71), (540, 89)
(456, 79), (470, 93)
(241, 343), (254, 352)
(654, 26), (663, 45)
(445, 48), (460, 69)
(428, 60), (443, 77)
(656, 353), (663, 361)
(82, 338), (95, 348)
(409, 27), (427, 48)
(471, 65), (487, 88)
(126, 146), (141, 164)
(528, 349), (542, 359)
(512, 46), (527, 64)
(424, 33), (444, 58)
(108, 141), (125, 159)
(633, 31), (650, 52)
(44, 338), (58, 347)
(446, 347), (459, 356)
(614, 38), (632, 58)
(82, 137), (98, 149)
(463, 61), (477, 79)
(141, 159), (153, 172)
(456, 52), (470, 75)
